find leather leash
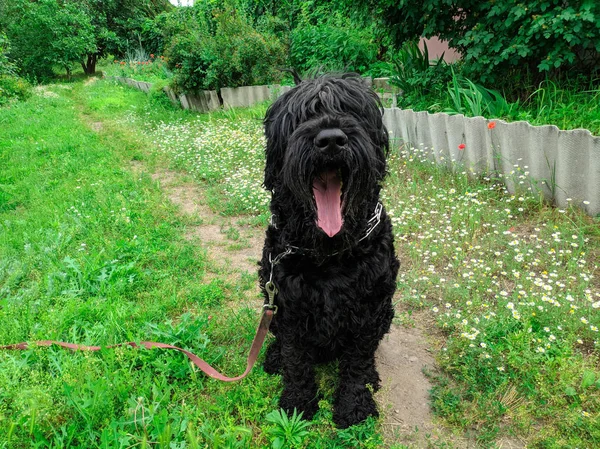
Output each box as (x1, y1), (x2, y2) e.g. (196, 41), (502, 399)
(0, 309), (274, 382)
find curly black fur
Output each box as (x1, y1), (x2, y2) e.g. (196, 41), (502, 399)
(259, 75), (399, 428)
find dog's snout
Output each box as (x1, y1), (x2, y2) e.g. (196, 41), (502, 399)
(314, 128), (348, 154)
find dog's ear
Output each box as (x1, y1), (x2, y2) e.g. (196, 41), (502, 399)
(263, 93), (296, 191)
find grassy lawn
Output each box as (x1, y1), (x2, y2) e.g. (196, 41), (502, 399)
(1, 79), (599, 448)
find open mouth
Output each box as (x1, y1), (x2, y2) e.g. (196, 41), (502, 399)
(312, 168), (345, 237)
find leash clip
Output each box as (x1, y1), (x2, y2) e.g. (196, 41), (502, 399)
(264, 247), (294, 315)
(263, 281), (279, 314)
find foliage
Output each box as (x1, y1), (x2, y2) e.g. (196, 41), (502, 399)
(0, 33), (31, 106)
(444, 68), (519, 117)
(289, 8), (379, 75)
(0, 33), (17, 77)
(104, 55), (173, 83)
(3, 0), (96, 80)
(0, 75), (32, 106)
(390, 41), (453, 107)
(152, 0), (391, 90)
(353, 0), (600, 83)
(1, 0), (170, 78)
(74, 0), (171, 75)
(165, 4), (285, 92)
(265, 409), (311, 449)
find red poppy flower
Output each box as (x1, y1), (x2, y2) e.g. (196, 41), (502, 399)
(458, 143), (466, 150)
(488, 122), (496, 129)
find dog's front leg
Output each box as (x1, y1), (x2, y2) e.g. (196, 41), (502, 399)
(333, 345), (380, 428)
(278, 339), (319, 420)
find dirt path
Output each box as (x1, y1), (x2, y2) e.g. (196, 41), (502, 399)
(146, 167), (264, 305)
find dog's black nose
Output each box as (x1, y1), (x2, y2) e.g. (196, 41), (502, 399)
(314, 128), (348, 154)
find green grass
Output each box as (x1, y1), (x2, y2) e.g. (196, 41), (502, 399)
(383, 146), (600, 447)
(1, 78), (599, 448)
(0, 81), (393, 448)
(100, 55), (173, 83)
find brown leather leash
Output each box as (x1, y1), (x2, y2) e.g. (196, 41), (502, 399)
(0, 309), (274, 382)
(0, 249), (292, 382)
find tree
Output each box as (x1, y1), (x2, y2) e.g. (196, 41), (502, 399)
(76, 0), (171, 75)
(1, 0), (170, 78)
(4, 0), (96, 79)
(352, 0), (600, 82)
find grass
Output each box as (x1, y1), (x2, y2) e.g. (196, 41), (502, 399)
(383, 145), (599, 446)
(0, 80), (391, 448)
(101, 55), (173, 83)
(1, 78), (599, 448)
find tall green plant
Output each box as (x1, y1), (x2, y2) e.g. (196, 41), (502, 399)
(266, 409), (311, 449)
(390, 40), (452, 103)
(445, 68), (518, 117)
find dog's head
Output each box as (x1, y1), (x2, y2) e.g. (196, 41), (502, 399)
(264, 75), (389, 238)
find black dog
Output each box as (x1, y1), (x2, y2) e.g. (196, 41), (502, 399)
(259, 75), (398, 428)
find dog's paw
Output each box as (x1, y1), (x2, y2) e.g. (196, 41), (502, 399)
(279, 388), (319, 420)
(332, 385), (378, 429)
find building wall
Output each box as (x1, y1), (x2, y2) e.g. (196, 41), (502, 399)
(419, 36), (461, 63)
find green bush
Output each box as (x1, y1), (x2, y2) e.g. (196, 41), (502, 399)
(0, 33), (31, 107)
(0, 75), (31, 106)
(390, 41), (454, 107)
(289, 12), (379, 74)
(166, 6), (285, 92)
(0, 34), (17, 77)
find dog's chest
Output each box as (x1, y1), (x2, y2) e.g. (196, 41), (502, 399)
(276, 260), (377, 343)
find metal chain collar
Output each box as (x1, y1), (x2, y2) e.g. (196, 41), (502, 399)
(264, 202), (384, 311)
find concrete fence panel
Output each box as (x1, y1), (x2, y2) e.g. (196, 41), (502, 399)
(384, 107), (599, 216)
(222, 85), (272, 108)
(179, 90), (220, 113)
(163, 87), (179, 105)
(136, 81), (152, 93)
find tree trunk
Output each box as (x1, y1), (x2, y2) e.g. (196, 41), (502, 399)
(82, 53), (97, 75)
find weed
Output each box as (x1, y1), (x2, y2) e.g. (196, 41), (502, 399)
(266, 408), (311, 449)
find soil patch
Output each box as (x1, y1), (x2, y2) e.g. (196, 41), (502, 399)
(150, 168), (263, 280)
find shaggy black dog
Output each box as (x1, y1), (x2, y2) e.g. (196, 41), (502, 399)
(259, 75), (399, 428)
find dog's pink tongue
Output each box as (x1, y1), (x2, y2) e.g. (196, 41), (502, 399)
(313, 171), (343, 237)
